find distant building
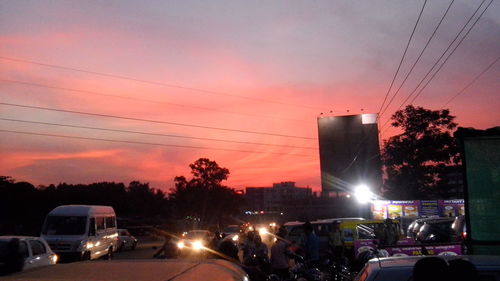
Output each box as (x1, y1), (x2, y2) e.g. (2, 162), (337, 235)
(244, 182), (313, 220)
(317, 114), (382, 196)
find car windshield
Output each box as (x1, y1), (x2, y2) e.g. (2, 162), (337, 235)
(42, 216), (87, 235)
(428, 221), (454, 233)
(186, 231), (209, 240)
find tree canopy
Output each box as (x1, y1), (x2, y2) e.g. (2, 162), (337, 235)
(0, 177), (170, 235)
(169, 158), (242, 227)
(382, 105), (461, 199)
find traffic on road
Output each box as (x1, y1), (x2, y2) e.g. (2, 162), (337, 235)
(3, 207), (499, 281)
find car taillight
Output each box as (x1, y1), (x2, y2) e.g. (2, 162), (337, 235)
(462, 231), (467, 240)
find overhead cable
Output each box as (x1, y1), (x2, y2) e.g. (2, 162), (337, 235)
(379, 0), (491, 133)
(0, 79), (310, 124)
(379, 0), (455, 118)
(377, 0), (428, 115)
(0, 129), (315, 157)
(442, 55), (500, 107)
(0, 117), (318, 150)
(0, 102), (317, 140)
(409, 0), (494, 104)
(0, 56), (331, 111)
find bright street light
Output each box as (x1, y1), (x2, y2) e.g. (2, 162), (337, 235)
(354, 184), (373, 203)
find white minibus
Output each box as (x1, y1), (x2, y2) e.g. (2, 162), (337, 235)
(41, 205), (118, 261)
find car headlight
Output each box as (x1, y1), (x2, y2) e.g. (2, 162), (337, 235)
(177, 241), (185, 249)
(259, 227), (268, 236)
(232, 234), (239, 242)
(192, 240), (203, 251)
(77, 240), (93, 250)
(50, 254), (58, 263)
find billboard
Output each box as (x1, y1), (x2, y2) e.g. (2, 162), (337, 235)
(317, 114), (382, 195)
(371, 200), (464, 219)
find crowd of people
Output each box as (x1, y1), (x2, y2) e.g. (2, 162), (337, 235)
(153, 219), (479, 281)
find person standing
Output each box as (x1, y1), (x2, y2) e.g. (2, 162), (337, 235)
(271, 227), (291, 280)
(383, 218), (399, 246)
(328, 221), (344, 263)
(301, 221), (320, 266)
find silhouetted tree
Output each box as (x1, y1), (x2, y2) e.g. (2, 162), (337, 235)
(0, 177), (171, 235)
(382, 105), (461, 199)
(169, 158), (242, 227)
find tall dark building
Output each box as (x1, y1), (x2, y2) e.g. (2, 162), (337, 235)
(317, 114), (382, 196)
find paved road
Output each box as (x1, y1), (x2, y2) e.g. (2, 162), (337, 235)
(113, 237), (164, 260)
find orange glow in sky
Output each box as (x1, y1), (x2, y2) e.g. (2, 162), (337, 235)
(1, 1), (499, 192)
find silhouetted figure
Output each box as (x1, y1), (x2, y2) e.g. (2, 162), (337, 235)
(448, 259), (479, 281)
(271, 227), (291, 280)
(242, 231), (256, 261)
(413, 257), (448, 281)
(301, 221), (319, 267)
(382, 218), (399, 246)
(328, 221), (344, 263)
(153, 235), (176, 259)
(211, 231), (222, 250)
(218, 239), (239, 262)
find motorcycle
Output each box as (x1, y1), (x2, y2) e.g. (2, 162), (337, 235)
(266, 254), (323, 281)
(327, 256), (352, 281)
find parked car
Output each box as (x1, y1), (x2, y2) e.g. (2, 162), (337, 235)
(354, 255), (500, 281)
(222, 225), (241, 236)
(407, 217), (444, 239)
(451, 215), (467, 242)
(416, 217), (455, 243)
(117, 229), (137, 251)
(0, 236), (57, 275)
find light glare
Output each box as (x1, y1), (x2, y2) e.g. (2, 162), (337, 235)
(355, 184), (373, 203)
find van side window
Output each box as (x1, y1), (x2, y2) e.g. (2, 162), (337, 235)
(289, 227), (303, 237)
(89, 218), (96, 236)
(19, 241), (29, 258)
(316, 224), (329, 236)
(29, 240), (46, 256)
(96, 217), (105, 231)
(105, 216), (116, 228)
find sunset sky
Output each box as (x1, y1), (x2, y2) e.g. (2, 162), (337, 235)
(1, 0), (499, 192)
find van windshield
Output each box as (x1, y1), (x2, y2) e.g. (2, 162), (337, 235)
(42, 216), (87, 235)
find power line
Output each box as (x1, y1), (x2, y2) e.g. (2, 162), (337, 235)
(0, 56), (332, 111)
(0, 117), (318, 150)
(0, 102), (317, 140)
(0, 79), (310, 124)
(442, 55), (500, 107)
(0, 129), (315, 157)
(379, 0), (455, 118)
(409, 0), (494, 104)
(379, 0), (490, 133)
(377, 0), (428, 114)
(396, 0), (489, 108)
